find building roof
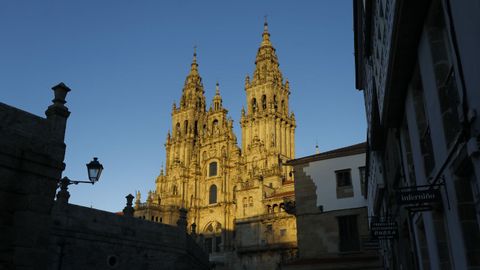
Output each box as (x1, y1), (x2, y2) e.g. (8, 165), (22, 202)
(286, 142), (366, 166)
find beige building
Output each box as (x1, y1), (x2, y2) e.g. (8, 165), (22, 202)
(135, 22), (297, 270)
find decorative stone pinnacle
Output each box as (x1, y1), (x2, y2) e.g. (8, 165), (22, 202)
(123, 193), (135, 217)
(192, 45), (197, 65)
(51, 82), (71, 107)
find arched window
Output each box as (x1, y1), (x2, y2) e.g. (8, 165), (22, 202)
(209, 161), (218, 177)
(261, 95), (267, 110)
(209, 185), (217, 204)
(204, 222), (222, 254)
(272, 204), (278, 213)
(249, 196), (253, 207)
(233, 186), (237, 201)
(172, 185), (178, 195)
(281, 100), (285, 112)
(212, 119), (219, 132)
(197, 97), (202, 108)
(252, 98), (257, 112)
(175, 122), (181, 135)
(273, 95), (278, 110)
(184, 120), (188, 135)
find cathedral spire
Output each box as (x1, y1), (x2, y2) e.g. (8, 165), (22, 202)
(180, 47), (206, 110)
(251, 20), (283, 87)
(261, 16), (272, 47)
(189, 46), (199, 76)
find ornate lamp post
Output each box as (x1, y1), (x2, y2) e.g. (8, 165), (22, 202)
(56, 157), (104, 204)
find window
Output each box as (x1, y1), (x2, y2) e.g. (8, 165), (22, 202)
(184, 120), (188, 135)
(243, 197), (248, 208)
(359, 167), (366, 197)
(209, 185), (217, 204)
(233, 186), (237, 201)
(212, 119), (219, 133)
(175, 122), (180, 136)
(261, 95), (267, 110)
(336, 169), (353, 198)
(401, 120), (417, 185)
(249, 196), (253, 207)
(172, 185), (178, 195)
(425, 0), (461, 147)
(252, 98), (257, 112)
(411, 67), (436, 176)
(336, 169), (352, 187)
(204, 222), (222, 254)
(280, 229), (287, 237)
(209, 162), (218, 177)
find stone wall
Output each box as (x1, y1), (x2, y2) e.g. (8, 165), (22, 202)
(48, 204), (209, 270)
(0, 85), (209, 270)
(296, 207), (369, 258)
(0, 83), (69, 270)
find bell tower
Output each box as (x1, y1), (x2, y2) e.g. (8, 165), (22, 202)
(166, 49), (206, 170)
(241, 21), (295, 160)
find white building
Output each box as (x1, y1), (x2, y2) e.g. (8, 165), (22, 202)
(354, 0), (480, 269)
(284, 143), (382, 269)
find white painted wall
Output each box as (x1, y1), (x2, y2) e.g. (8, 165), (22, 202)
(303, 153), (367, 212)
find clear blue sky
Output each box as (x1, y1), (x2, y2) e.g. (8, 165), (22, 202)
(0, 1), (366, 212)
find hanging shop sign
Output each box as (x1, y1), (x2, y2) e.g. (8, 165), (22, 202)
(371, 221), (398, 239)
(396, 188), (441, 205)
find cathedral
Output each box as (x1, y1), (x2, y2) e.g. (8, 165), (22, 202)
(135, 21), (297, 270)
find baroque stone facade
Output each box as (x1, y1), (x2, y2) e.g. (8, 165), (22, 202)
(135, 22), (298, 269)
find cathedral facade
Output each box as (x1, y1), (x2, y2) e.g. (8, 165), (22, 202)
(135, 22), (297, 270)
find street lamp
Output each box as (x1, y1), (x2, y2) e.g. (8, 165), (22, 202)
(87, 157), (103, 183)
(56, 157), (104, 204)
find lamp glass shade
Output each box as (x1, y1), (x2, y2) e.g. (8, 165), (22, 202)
(86, 157), (103, 182)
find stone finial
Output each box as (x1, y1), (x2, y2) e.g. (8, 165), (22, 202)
(46, 82), (71, 119)
(56, 177), (71, 205)
(245, 75), (250, 89)
(51, 82), (71, 107)
(123, 194), (135, 217)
